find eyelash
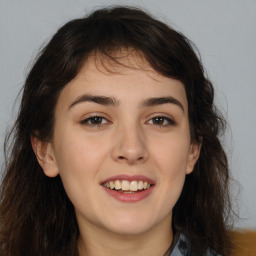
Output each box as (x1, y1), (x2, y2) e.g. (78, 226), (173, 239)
(80, 115), (175, 128)
(80, 115), (110, 127)
(146, 116), (176, 127)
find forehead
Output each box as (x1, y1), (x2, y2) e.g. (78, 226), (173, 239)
(74, 50), (184, 90)
(56, 51), (188, 112)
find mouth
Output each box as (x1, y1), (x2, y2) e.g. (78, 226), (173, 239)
(102, 180), (153, 193)
(100, 175), (155, 202)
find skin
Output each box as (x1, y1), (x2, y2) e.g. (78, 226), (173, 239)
(32, 53), (200, 256)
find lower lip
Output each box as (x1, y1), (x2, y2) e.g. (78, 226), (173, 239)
(102, 186), (154, 202)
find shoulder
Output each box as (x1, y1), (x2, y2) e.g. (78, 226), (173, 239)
(170, 233), (222, 256)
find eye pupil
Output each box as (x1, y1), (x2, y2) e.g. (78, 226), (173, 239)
(153, 117), (164, 125)
(91, 117), (102, 124)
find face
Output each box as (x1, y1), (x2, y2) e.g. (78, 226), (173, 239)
(34, 54), (200, 238)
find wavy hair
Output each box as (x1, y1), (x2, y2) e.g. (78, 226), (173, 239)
(0, 6), (233, 256)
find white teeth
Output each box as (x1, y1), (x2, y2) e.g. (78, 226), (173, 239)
(115, 180), (121, 190)
(104, 183), (109, 188)
(121, 180), (130, 191)
(109, 181), (115, 189)
(138, 181), (144, 190)
(103, 180), (152, 192)
(130, 181), (138, 191)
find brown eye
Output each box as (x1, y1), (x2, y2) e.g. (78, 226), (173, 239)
(89, 117), (104, 125)
(80, 116), (108, 126)
(148, 116), (175, 126)
(152, 117), (165, 125)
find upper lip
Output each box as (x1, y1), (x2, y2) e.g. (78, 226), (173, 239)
(100, 174), (155, 185)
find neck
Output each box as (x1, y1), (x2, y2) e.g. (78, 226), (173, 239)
(77, 216), (173, 256)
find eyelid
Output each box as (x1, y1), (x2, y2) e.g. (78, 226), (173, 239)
(79, 113), (112, 126)
(145, 113), (176, 126)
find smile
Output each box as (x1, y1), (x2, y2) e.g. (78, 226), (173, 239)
(101, 175), (155, 202)
(103, 180), (152, 193)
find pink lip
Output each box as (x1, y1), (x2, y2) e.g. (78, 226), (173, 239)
(102, 185), (154, 202)
(101, 174), (155, 203)
(101, 175), (155, 185)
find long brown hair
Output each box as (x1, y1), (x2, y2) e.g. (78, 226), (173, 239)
(0, 6), (233, 255)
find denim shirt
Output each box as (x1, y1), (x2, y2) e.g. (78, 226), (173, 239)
(169, 233), (221, 256)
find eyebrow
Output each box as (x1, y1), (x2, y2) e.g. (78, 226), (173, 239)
(69, 95), (120, 109)
(140, 97), (184, 112)
(69, 94), (184, 112)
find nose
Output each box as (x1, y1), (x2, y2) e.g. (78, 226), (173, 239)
(111, 124), (149, 165)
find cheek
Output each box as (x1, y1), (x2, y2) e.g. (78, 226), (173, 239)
(151, 134), (190, 201)
(54, 126), (107, 172)
(52, 130), (108, 199)
(142, 141), (189, 223)
(152, 135), (190, 175)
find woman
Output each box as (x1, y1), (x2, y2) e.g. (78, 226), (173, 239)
(0, 6), (233, 256)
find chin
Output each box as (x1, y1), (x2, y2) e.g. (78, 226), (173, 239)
(107, 223), (152, 236)
(101, 213), (160, 236)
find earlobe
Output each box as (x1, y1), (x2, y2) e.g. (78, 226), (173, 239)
(186, 141), (202, 174)
(31, 136), (59, 177)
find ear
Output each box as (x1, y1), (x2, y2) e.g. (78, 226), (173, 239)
(31, 136), (59, 177)
(186, 140), (202, 174)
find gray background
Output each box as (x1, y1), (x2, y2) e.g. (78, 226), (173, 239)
(0, 0), (255, 229)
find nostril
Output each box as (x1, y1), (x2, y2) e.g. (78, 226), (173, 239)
(118, 156), (144, 161)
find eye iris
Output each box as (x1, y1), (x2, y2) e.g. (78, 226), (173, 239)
(91, 117), (102, 124)
(153, 117), (164, 125)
